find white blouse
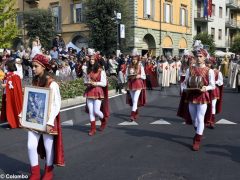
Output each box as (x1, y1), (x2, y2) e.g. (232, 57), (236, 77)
(125, 64), (146, 81)
(47, 81), (61, 126)
(83, 70), (107, 87)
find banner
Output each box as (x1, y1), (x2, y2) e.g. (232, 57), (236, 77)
(120, 24), (125, 39)
(204, 0), (208, 17)
(208, 0), (212, 17)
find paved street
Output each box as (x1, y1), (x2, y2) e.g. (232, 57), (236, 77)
(0, 85), (240, 180)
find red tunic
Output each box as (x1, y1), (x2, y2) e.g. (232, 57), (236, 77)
(84, 69), (104, 99)
(187, 66), (211, 104)
(0, 72), (23, 128)
(144, 64), (158, 87)
(211, 70), (220, 100)
(35, 78), (65, 166)
(128, 65), (145, 90)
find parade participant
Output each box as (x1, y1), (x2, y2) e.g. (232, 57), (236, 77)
(168, 56), (177, 85)
(157, 55), (170, 90)
(117, 57), (127, 94)
(84, 55), (109, 136)
(220, 55), (229, 78)
(144, 58), (158, 90)
(0, 60), (22, 129)
(175, 56), (182, 82)
(21, 54), (65, 180)
(205, 58), (223, 129)
(126, 55), (146, 121)
(230, 59), (240, 92)
(178, 49), (215, 151)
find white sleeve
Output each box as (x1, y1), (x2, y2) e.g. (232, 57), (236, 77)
(140, 65), (146, 80)
(206, 69), (216, 91)
(47, 82), (61, 126)
(184, 68), (190, 83)
(216, 71), (223, 86)
(96, 70), (107, 87)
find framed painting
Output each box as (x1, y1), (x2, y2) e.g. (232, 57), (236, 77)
(20, 86), (52, 132)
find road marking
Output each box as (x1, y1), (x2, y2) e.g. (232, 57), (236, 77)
(216, 119), (237, 124)
(85, 120), (101, 126)
(118, 121), (138, 125)
(150, 119), (171, 125)
(61, 120), (74, 126)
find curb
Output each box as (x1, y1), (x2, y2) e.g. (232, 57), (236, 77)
(61, 90), (118, 109)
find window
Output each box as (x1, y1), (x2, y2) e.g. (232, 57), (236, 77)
(218, 29), (222, 40)
(71, 3), (84, 23)
(143, 0), (155, 19)
(211, 28), (215, 40)
(180, 7), (188, 26)
(212, 4), (215, 16)
(219, 7), (223, 18)
(16, 13), (23, 28)
(52, 6), (61, 31)
(164, 3), (172, 23)
(197, 26), (201, 34)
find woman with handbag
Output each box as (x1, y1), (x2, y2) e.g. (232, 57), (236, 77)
(21, 54), (65, 180)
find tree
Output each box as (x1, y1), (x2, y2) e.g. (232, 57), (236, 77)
(194, 32), (216, 55)
(230, 34), (240, 53)
(0, 0), (18, 48)
(85, 0), (130, 55)
(24, 9), (55, 49)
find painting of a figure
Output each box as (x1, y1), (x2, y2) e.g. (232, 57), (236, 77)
(26, 91), (46, 125)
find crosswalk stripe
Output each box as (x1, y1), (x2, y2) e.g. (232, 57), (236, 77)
(118, 121), (138, 125)
(85, 120), (101, 126)
(216, 119), (237, 125)
(150, 119), (171, 125)
(61, 120), (74, 126)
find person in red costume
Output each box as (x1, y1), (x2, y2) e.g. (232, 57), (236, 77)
(178, 49), (215, 151)
(205, 58), (224, 129)
(19, 54), (65, 180)
(0, 60), (23, 129)
(84, 55), (109, 136)
(126, 55), (146, 121)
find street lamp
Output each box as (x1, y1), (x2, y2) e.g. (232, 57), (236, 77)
(114, 11), (121, 57)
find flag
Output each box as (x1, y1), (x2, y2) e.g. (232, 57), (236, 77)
(204, 0), (208, 17)
(208, 0), (212, 17)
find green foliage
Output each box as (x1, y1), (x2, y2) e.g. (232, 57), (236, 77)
(194, 32), (216, 55)
(230, 34), (240, 53)
(24, 9), (55, 49)
(85, 0), (130, 55)
(0, 0), (18, 48)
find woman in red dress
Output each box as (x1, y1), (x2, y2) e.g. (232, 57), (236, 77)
(84, 55), (109, 136)
(126, 55), (146, 121)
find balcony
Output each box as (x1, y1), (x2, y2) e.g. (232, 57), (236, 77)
(194, 10), (214, 22)
(226, 0), (240, 10)
(25, 0), (39, 4)
(225, 18), (237, 28)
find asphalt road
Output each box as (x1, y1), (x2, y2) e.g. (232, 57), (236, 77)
(0, 85), (240, 180)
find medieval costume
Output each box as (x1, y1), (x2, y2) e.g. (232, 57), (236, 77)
(0, 60), (23, 129)
(84, 56), (109, 136)
(144, 60), (158, 90)
(126, 56), (146, 121)
(168, 57), (177, 85)
(23, 54), (65, 180)
(157, 56), (170, 89)
(177, 49), (215, 151)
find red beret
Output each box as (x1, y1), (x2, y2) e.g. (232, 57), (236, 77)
(32, 54), (50, 69)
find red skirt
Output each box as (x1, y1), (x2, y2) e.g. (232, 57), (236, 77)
(84, 87), (104, 99)
(211, 87), (220, 100)
(187, 91), (211, 104)
(128, 79), (145, 90)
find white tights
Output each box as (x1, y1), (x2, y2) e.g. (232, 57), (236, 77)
(188, 103), (207, 135)
(212, 99), (217, 115)
(129, 90), (141, 112)
(28, 131), (54, 167)
(87, 99), (104, 122)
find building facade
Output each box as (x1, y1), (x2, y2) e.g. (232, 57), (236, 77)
(16, 0), (88, 48)
(128, 0), (192, 57)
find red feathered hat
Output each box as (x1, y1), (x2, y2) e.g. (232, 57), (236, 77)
(32, 54), (51, 69)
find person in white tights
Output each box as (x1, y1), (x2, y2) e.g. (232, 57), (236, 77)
(20, 54), (65, 180)
(126, 55), (146, 121)
(183, 49), (215, 151)
(84, 55), (107, 136)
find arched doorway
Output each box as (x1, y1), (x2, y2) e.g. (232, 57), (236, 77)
(162, 36), (173, 56)
(72, 35), (88, 48)
(179, 38), (188, 56)
(142, 33), (156, 56)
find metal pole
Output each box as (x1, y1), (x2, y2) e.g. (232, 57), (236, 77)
(117, 20), (119, 56)
(22, 0), (25, 47)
